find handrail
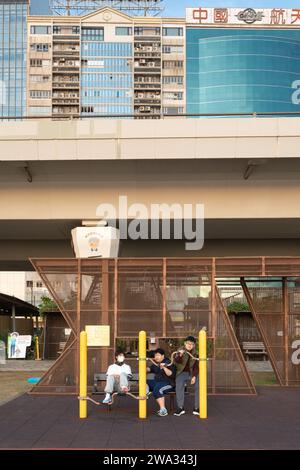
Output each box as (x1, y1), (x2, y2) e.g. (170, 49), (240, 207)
(1, 111), (300, 121)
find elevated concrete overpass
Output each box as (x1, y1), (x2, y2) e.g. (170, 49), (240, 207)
(0, 117), (300, 269)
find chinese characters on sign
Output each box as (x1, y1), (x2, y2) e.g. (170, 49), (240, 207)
(186, 7), (300, 26)
(214, 9), (228, 24)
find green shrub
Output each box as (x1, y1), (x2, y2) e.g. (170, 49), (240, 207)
(38, 296), (58, 316)
(227, 301), (249, 313)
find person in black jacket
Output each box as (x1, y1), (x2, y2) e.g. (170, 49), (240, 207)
(146, 348), (175, 417)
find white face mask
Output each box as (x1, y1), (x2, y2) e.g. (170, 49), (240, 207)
(117, 355), (125, 363)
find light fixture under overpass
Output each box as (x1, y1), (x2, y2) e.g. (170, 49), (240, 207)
(243, 158), (268, 180)
(49, 0), (164, 16)
(23, 162), (33, 183)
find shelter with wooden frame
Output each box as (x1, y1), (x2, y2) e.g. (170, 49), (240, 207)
(28, 257), (300, 396)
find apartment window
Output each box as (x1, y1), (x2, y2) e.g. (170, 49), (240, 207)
(30, 26), (51, 35)
(162, 45), (184, 54)
(116, 27), (132, 36)
(52, 281), (63, 289)
(163, 91), (183, 100)
(85, 60), (104, 67)
(81, 27), (104, 41)
(30, 75), (50, 83)
(163, 107), (184, 115)
(163, 27), (183, 37)
(135, 75), (160, 84)
(53, 25), (80, 34)
(134, 27), (161, 36)
(29, 106), (52, 115)
(30, 59), (42, 66)
(30, 59), (51, 67)
(30, 43), (50, 52)
(26, 281), (33, 288)
(81, 106), (94, 114)
(30, 90), (52, 99)
(163, 76), (184, 85)
(163, 60), (183, 69)
(36, 282), (43, 288)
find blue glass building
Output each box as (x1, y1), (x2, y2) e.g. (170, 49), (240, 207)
(81, 26), (133, 116)
(186, 28), (300, 115)
(0, 0), (28, 117)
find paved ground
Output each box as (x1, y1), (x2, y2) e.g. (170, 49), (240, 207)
(246, 361), (273, 372)
(0, 360), (54, 371)
(0, 387), (299, 450)
(0, 371), (45, 406)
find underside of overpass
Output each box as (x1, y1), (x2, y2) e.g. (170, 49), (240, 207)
(1, 118), (300, 270)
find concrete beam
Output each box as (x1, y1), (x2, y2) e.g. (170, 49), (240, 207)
(1, 117), (300, 161)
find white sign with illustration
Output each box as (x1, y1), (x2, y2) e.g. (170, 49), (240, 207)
(71, 226), (120, 258)
(7, 332), (32, 359)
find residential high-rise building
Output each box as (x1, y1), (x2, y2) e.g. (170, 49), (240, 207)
(27, 6), (185, 118)
(0, 0), (29, 118)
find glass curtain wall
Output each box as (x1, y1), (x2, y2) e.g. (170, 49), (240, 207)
(187, 28), (300, 115)
(0, 0), (28, 118)
(81, 27), (133, 116)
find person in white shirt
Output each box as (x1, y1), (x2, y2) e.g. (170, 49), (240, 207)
(102, 350), (132, 404)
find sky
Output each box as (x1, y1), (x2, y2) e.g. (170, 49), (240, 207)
(30, 0), (300, 17)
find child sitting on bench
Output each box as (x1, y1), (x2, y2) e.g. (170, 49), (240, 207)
(102, 350), (132, 404)
(146, 348), (175, 417)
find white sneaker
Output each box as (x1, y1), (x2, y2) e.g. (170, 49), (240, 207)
(102, 393), (112, 404)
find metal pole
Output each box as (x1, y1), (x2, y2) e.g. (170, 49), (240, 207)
(35, 336), (41, 361)
(76, 259), (82, 396)
(283, 277), (289, 386)
(12, 304), (16, 332)
(162, 258), (167, 337)
(211, 259), (216, 393)
(79, 331), (87, 419)
(139, 330), (147, 419)
(199, 329), (207, 419)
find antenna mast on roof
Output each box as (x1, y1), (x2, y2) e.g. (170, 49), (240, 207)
(49, 0), (164, 17)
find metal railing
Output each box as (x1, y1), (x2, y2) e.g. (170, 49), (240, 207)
(1, 111), (300, 121)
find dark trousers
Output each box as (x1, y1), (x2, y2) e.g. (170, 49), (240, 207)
(175, 372), (199, 409)
(147, 379), (174, 399)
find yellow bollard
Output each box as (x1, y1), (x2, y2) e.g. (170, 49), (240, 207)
(79, 331), (87, 419)
(35, 336), (41, 361)
(138, 330), (147, 419)
(199, 329), (207, 419)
